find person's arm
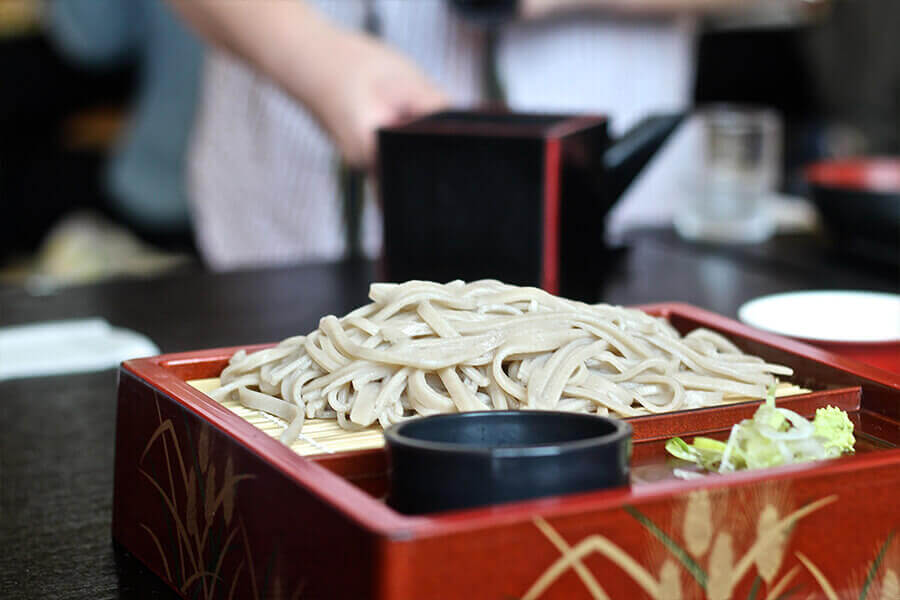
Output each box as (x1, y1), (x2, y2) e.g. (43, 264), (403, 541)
(168, 0), (447, 168)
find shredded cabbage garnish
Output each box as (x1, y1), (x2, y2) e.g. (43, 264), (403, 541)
(665, 386), (855, 476)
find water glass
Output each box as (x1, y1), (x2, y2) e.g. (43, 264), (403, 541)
(675, 106), (781, 243)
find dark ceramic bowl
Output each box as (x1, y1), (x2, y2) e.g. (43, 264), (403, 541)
(384, 410), (632, 514)
(805, 157), (900, 265)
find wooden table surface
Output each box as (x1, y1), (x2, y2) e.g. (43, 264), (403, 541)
(1, 230), (896, 599)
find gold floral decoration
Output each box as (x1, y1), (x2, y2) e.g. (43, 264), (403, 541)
(683, 489), (714, 559)
(136, 398), (307, 599)
(521, 487), (891, 600)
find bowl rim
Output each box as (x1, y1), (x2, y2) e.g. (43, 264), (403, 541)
(805, 157), (900, 194)
(384, 410), (632, 459)
(738, 290), (900, 345)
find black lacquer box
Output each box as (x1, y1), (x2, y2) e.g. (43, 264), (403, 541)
(377, 110), (680, 300)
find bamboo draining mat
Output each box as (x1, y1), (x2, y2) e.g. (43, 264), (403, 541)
(188, 378), (384, 456)
(188, 378), (810, 457)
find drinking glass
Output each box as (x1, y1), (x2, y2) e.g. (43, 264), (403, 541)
(675, 105), (781, 243)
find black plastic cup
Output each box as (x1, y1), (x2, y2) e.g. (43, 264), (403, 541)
(384, 410), (632, 514)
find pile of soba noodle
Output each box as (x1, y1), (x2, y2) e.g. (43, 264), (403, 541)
(211, 280), (792, 445)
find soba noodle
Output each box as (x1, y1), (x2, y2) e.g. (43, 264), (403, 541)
(212, 280), (792, 445)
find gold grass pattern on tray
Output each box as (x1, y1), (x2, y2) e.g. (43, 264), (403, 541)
(188, 378), (809, 457)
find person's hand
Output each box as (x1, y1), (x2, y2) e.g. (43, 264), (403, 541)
(310, 30), (449, 169)
(168, 0), (448, 168)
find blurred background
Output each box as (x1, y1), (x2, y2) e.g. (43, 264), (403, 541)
(0, 0), (897, 289)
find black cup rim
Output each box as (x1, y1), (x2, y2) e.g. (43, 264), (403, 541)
(384, 410), (632, 459)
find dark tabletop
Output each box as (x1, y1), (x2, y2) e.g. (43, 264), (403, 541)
(1, 229), (897, 599)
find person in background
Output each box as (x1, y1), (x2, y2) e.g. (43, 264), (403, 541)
(171, 0), (754, 270)
(48, 0), (203, 249)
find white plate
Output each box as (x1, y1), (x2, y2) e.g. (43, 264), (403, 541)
(0, 318), (160, 381)
(738, 290), (900, 343)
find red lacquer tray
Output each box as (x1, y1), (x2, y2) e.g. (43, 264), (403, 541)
(112, 304), (900, 600)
